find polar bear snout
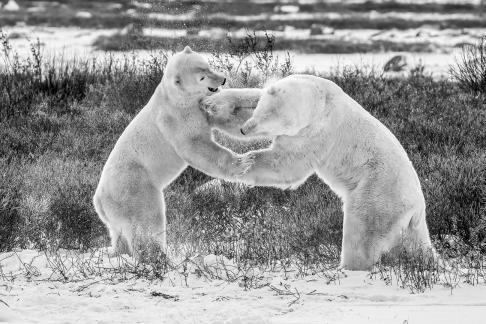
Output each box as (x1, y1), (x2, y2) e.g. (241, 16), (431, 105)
(240, 118), (258, 136)
(208, 71), (226, 85)
(207, 72), (226, 92)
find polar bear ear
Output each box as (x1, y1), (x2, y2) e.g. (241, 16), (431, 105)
(267, 86), (277, 95)
(183, 46), (193, 54)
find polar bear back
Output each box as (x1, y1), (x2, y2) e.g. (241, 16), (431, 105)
(282, 75), (414, 167)
(267, 75), (423, 200)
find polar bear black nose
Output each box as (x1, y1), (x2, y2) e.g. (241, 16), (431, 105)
(222, 78), (226, 85)
(240, 128), (246, 135)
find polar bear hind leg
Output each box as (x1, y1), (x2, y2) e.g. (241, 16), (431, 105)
(340, 202), (386, 270)
(407, 208), (433, 249)
(94, 168), (167, 256)
(341, 199), (434, 270)
(121, 186), (167, 255)
(93, 193), (134, 255)
(401, 209), (436, 262)
(340, 191), (414, 270)
(140, 194), (167, 254)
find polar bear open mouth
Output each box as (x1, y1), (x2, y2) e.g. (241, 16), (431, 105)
(208, 87), (219, 92)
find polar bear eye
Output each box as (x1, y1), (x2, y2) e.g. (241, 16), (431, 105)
(200, 76), (205, 81)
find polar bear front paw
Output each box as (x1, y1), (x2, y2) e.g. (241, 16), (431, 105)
(201, 94), (236, 120)
(234, 152), (255, 176)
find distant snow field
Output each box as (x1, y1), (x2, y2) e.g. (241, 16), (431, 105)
(0, 25), (473, 77)
(291, 51), (458, 77)
(1, 250), (486, 324)
(207, 11), (484, 23)
(248, 0), (482, 4)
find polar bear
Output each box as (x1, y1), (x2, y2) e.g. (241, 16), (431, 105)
(93, 46), (261, 255)
(205, 74), (434, 270)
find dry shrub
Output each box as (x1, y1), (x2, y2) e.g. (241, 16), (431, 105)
(450, 36), (486, 95)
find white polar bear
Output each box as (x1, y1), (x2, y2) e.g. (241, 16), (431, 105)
(206, 74), (434, 270)
(93, 46), (261, 254)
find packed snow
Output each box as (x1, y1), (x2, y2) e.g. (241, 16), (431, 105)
(1, 250), (486, 324)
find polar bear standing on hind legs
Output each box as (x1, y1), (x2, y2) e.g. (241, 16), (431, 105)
(204, 74), (434, 270)
(93, 46), (261, 255)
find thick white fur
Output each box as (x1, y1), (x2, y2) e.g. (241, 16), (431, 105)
(207, 74), (433, 270)
(93, 47), (261, 254)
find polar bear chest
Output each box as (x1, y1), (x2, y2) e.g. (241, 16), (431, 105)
(314, 167), (350, 201)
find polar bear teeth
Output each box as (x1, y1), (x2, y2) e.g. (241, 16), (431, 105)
(208, 87), (219, 92)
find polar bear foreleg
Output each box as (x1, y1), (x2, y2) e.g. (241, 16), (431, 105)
(200, 89), (262, 137)
(202, 88), (262, 115)
(157, 111), (252, 179)
(210, 107), (256, 138)
(237, 148), (313, 188)
(203, 88), (263, 138)
(222, 88), (262, 108)
(171, 133), (252, 179)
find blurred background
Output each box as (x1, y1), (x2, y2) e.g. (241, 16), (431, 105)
(1, 0), (486, 75)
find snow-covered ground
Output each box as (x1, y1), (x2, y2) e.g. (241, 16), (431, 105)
(1, 250), (486, 324)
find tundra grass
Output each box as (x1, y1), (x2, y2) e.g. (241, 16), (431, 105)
(0, 38), (485, 276)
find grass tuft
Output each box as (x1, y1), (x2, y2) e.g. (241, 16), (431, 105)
(450, 36), (486, 95)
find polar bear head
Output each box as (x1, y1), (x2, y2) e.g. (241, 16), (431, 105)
(240, 81), (312, 137)
(163, 46), (226, 98)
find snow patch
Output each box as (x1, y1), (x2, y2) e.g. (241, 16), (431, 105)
(133, 1), (152, 9)
(75, 11), (93, 19)
(274, 5), (300, 14)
